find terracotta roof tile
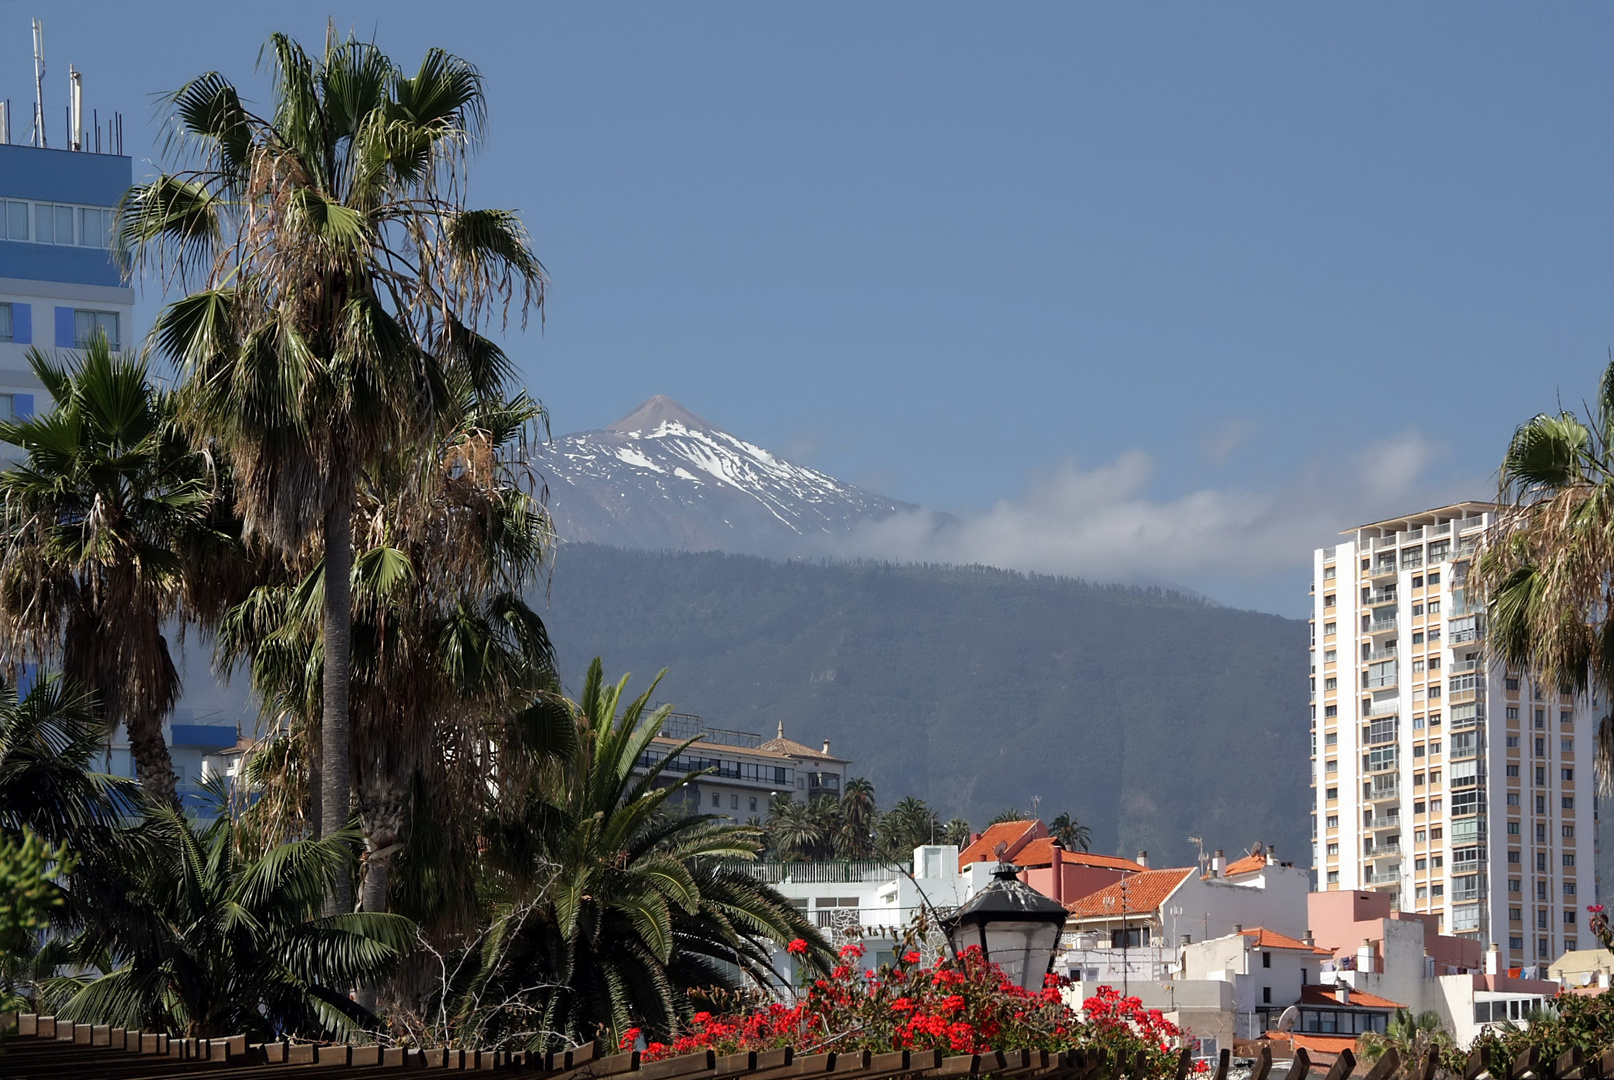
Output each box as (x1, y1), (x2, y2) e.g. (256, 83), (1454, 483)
(1299, 985), (1405, 1010)
(1276, 1033), (1360, 1054)
(1224, 853), (1269, 876)
(1241, 928), (1332, 955)
(957, 821), (1041, 869)
(1065, 868), (1193, 919)
(1057, 849), (1145, 872)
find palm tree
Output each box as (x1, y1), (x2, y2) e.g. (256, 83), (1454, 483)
(124, 32), (546, 903)
(940, 817), (972, 847)
(216, 393), (554, 920)
(1479, 361), (1614, 786)
(767, 797), (833, 861)
(0, 672), (127, 844)
(1049, 812), (1093, 853)
(0, 342), (236, 808)
(474, 658), (826, 1049)
(1360, 1009), (1454, 1077)
(837, 776), (877, 858)
(45, 804), (416, 1040)
(879, 796), (939, 856)
(989, 806), (1030, 825)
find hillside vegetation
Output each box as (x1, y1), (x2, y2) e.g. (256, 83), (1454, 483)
(539, 544), (1311, 870)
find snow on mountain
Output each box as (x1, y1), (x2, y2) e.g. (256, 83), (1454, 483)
(534, 396), (918, 557)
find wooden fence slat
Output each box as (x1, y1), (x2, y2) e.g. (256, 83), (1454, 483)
(1364, 1048), (1400, 1080)
(1287, 1048), (1311, 1080)
(1212, 1049), (1231, 1080)
(1249, 1047), (1272, 1080)
(1322, 1049), (1354, 1080)
(1172, 1048), (1193, 1080)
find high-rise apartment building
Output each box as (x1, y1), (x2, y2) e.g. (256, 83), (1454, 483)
(1310, 503), (1597, 967)
(0, 140), (133, 446)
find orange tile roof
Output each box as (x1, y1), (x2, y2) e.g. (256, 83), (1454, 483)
(1275, 1033), (1360, 1055)
(1065, 868), (1193, 919)
(1004, 838), (1143, 870)
(957, 821), (1041, 869)
(1241, 928), (1333, 955)
(1224, 853), (1269, 876)
(1300, 985), (1405, 1010)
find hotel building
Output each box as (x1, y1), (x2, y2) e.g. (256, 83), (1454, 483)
(1310, 503), (1597, 967)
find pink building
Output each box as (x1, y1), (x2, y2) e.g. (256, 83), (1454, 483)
(957, 819), (1144, 906)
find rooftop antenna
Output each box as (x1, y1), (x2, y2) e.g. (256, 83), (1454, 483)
(31, 19), (46, 148)
(1188, 835), (1208, 876)
(68, 65), (81, 151)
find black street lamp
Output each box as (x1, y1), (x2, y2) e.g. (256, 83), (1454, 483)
(943, 862), (1070, 992)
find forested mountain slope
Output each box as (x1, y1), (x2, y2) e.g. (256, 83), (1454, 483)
(539, 543), (1312, 870)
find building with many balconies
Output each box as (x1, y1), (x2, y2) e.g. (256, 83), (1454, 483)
(1310, 503), (1598, 967)
(635, 714), (849, 820)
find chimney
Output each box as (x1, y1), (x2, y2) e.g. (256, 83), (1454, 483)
(1137, 850), (1148, 868)
(1266, 844), (1275, 866)
(1212, 849), (1225, 877)
(822, 739), (831, 754)
(1050, 845), (1064, 903)
(1303, 930), (1315, 946)
(1181, 934), (1193, 946)
(1357, 938), (1375, 975)
(1335, 983), (1351, 1005)
(1234, 923), (1243, 936)
(1485, 944), (1500, 976)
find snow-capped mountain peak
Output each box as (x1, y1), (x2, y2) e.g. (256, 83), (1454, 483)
(535, 397), (915, 557)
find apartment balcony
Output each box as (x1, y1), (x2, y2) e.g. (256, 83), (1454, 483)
(1367, 563), (1399, 581)
(1448, 686), (1483, 705)
(1367, 616), (1399, 635)
(1368, 815), (1402, 831)
(1364, 698), (1400, 718)
(1450, 658), (1484, 675)
(1401, 553), (1424, 570)
(1365, 675), (1397, 690)
(1367, 784), (1402, 803)
(1366, 867), (1403, 886)
(1365, 590), (1399, 606)
(1366, 648), (1398, 663)
(1368, 844), (1402, 859)
(1451, 859), (1484, 875)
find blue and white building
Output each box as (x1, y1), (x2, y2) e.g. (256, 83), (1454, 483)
(0, 140), (239, 809)
(0, 141), (133, 435)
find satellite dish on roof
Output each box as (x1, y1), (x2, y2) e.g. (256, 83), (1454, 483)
(1583, 972), (1595, 987)
(1275, 1006), (1298, 1033)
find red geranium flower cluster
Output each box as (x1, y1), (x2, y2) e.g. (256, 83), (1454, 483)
(627, 943), (1182, 1069)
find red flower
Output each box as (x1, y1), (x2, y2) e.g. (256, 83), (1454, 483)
(787, 938), (809, 955)
(904, 951), (922, 964)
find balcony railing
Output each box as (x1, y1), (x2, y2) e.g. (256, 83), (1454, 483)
(1368, 563), (1398, 580)
(1369, 616), (1399, 633)
(1366, 648), (1398, 663)
(1364, 699), (1400, 717)
(1452, 859), (1484, 875)
(1451, 659), (1483, 675)
(1365, 591), (1399, 606)
(1365, 676), (1397, 690)
(1367, 784), (1401, 801)
(731, 860), (891, 884)
(1368, 815), (1401, 830)
(1367, 869), (1402, 885)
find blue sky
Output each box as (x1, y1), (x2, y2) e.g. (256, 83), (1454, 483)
(12, 3), (1614, 614)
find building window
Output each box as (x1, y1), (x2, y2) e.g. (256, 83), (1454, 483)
(1564, 796), (1576, 810)
(1324, 566), (1336, 580)
(1509, 936), (1524, 950)
(749, 796), (758, 812)
(1565, 853), (1577, 867)
(1262, 987), (1272, 1004)
(1567, 939), (1578, 951)
(1562, 739), (1575, 752)
(72, 310), (119, 349)
(1509, 879), (1521, 893)
(1326, 815), (1338, 828)
(1326, 787), (1338, 801)
(1563, 768), (1575, 782)
(711, 792), (720, 807)
(0, 302), (10, 343)
(1324, 594), (1335, 608)
(1506, 677), (1520, 691)
(1507, 793), (1520, 806)
(1430, 827), (1442, 840)
(1563, 825), (1575, 839)
(1431, 885), (1444, 897)
(1326, 843), (1338, 856)
(1324, 622), (1336, 636)
(1540, 940), (1551, 958)
(1327, 871), (1339, 884)
(1506, 764), (1519, 777)
(1565, 882), (1577, 895)
(1263, 952), (1272, 969)
(1507, 849), (1520, 863)
(1414, 829), (1427, 842)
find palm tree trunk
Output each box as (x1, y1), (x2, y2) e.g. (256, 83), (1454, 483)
(321, 488), (354, 914)
(126, 712), (181, 810)
(355, 791), (404, 1015)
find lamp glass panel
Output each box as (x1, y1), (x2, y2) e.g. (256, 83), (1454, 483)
(979, 920), (1062, 991)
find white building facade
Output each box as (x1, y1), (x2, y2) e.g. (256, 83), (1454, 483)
(1310, 503), (1598, 967)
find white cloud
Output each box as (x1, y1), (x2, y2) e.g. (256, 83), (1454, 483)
(834, 432), (1476, 592)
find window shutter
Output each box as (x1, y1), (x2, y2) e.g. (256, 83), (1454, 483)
(54, 306), (73, 348)
(11, 303), (29, 345)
